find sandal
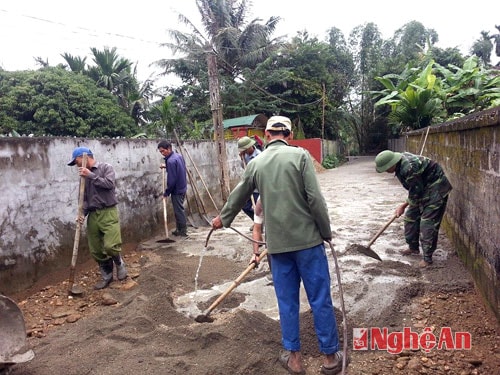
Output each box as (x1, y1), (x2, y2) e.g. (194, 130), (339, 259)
(278, 350), (305, 375)
(320, 351), (348, 375)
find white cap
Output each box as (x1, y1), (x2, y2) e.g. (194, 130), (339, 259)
(266, 116), (292, 131)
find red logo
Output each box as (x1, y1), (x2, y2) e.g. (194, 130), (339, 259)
(353, 327), (471, 353)
(353, 328), (368, 350)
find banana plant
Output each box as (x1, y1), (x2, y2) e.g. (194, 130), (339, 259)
(435, 56), (500, 115)
(372, 60), (445, 131)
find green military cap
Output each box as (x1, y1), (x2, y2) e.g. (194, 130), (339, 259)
(375, 150), (402, 173)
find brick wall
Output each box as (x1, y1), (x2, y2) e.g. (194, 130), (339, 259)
(399, 106), (500, 321)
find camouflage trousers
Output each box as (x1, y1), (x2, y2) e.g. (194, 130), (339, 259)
(404, 195), (449, 262)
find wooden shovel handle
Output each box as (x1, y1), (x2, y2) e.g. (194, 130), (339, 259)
(202, 249), (268, 315)
(68, 153), (87, 291)
(174, 128), (219, 213)
(366, 214), (397, 248)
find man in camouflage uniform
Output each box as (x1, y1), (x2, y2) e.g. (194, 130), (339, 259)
(375, 150), (452, 268)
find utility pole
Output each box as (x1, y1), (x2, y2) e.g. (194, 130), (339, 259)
(322, 83), (326, 140)
(207, 52), (230, 202)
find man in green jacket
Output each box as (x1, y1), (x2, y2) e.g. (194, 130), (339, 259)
(375, 150), (452, 268)
(212, 116), (345, 375)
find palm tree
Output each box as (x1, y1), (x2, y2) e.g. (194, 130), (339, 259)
(88, 47), (133, 94)
(148, 96), (183, 137)
(61, 53), (87, 73)
(471, 31), (494, 66)
(156, 0), (283, 201)
(158, 0), (282, 78)
(59, 48), (151, 126)
(86, 47), (149, 121)
(494, 25), (500, 59)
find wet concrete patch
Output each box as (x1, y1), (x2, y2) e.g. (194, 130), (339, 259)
(173, 157), (466, 327)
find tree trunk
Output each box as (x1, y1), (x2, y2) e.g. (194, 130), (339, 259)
(207, 52), (230, 202)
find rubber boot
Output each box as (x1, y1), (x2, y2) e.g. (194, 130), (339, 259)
(178, 224), (188, 237)
(94, 258), (113, 290)
(172, 224), (181, 236)
(173, 224), (188, 237)
(112, 255), (128, 280)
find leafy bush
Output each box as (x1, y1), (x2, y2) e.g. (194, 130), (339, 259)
(322, 154), (341, 169)
(0, 68), (138, 137)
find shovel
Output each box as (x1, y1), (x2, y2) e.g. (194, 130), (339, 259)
(157, 167), (175, 244)
(0, 294), (35, 366)
(68, 153), (87, 296)
(174, 129), (219, 214)
(195, 249), (268, 323)
(348, 214), (397, 261)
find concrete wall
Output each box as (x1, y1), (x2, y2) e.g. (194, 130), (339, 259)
(322, 139), (341, 158)
(0, 137), (242, 294)
(391, 106), (500, 321)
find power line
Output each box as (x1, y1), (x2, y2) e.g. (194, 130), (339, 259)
(0, 8), (164, 46)
(0, 8), (327, 107)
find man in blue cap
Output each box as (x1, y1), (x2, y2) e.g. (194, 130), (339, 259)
(375, 150), (452, 268)
(68, 146), (127, 289)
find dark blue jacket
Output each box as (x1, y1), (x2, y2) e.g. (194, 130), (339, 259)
(164, 152), (187, 196)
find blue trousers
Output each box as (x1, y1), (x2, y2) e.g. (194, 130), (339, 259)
(270, 244), (340, 354)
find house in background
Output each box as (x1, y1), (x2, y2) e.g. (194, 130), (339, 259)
(220, 113), (334, 164)
(222, 114), (267, 140)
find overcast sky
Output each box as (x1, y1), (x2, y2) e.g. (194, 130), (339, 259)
(1, 0), (498, 84)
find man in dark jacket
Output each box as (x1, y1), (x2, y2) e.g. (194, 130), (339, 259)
(158, 141), (188, 237)
(68, 146), (127, 289)
(375, 150), (452, 267)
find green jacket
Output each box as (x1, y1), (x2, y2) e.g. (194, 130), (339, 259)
(220, 139), (331, 254)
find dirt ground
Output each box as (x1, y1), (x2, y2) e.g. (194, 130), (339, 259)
(5, 156), (500, 375)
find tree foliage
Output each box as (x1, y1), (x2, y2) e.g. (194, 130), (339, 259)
(2, 12), (499, 155)
(154, 0), (284, 136)
(470, 25), (500, 65)
(372, 56), (500, 132)
(243, 32), (354, 139)
(157, 0), (283, 79)
(0, 67), (138, 137)
(61, 47), (155, 126)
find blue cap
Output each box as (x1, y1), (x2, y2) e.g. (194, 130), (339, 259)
(68, 147), (93, 166)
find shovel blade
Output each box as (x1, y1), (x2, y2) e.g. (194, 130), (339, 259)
(194, 313), (214, 323)
(348, 244), (382, 261)
(0, 295), (35, 364)
(156, 238), (176, 244)
(69, 284), (84, 296)
(358, 246), (382, 261)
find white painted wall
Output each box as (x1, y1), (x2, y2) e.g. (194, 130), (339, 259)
(0, 137), (241, 293)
